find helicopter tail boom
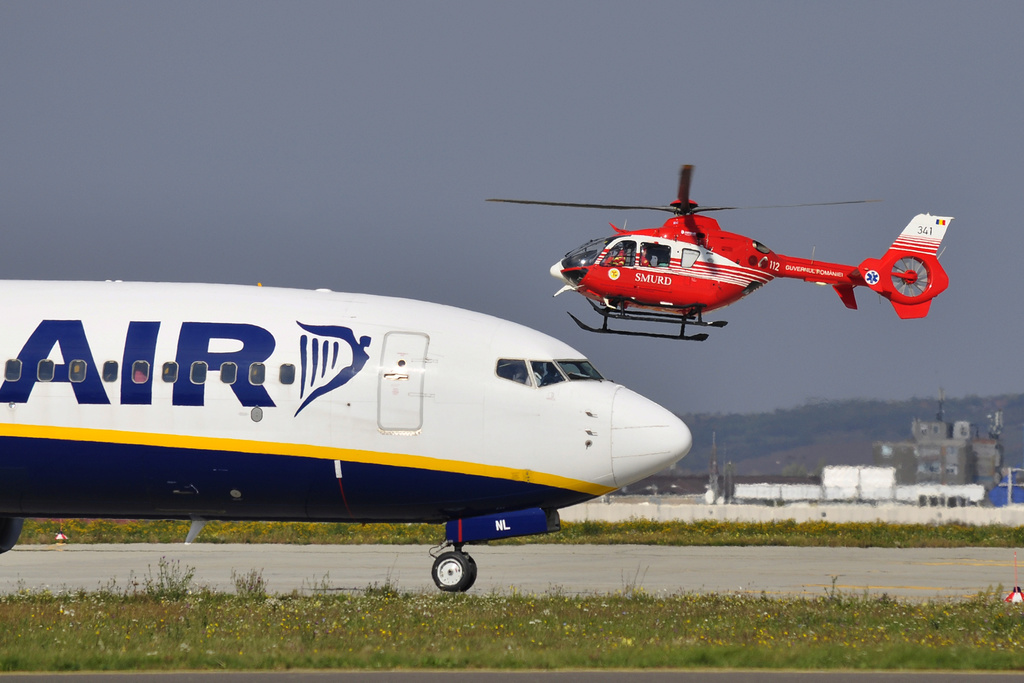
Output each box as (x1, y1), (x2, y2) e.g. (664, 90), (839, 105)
(857, 213), (953, 319)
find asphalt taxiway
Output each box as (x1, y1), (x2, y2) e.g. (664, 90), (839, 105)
(0, 544), (1017, 599)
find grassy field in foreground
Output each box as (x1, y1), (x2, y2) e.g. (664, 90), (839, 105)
(8, 523), (1024, 672)
(2, 577), (1024, 672)
(19, 518), (1024, 548)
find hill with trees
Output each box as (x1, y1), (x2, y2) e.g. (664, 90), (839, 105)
(674, 393), (1023, 477)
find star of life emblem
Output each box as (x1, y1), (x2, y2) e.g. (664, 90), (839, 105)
(864, 270), (880, 286)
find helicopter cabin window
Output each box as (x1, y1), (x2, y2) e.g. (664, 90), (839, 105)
(162, 362), (178, 383)
(37, 359), (55, 382)
(496, 358), (530, 386)
(4, 359), (21, 382)
(132, 361), (150, 384)
(190, 361), (208, 384)
(249, 362), (266, 385)
(279, 363), (296, 385)
(531, 360), (566, 387)
(220, 362), (238, 385)
(680, 248), (700, 269)
(68, 360), (87, 383)
(102, 361), (119, 382)
(600, 240), (635, 267)
(640, 243), (671, 268)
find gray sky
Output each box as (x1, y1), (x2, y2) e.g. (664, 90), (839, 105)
(1, 1), (1020, 415)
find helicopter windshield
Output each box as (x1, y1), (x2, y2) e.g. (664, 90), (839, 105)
(561, 237), (612, 269)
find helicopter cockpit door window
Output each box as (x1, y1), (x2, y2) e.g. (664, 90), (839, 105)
(600, 240), (635, 267)
(680, 249), (700, 269)
(640, 243), (671, 268)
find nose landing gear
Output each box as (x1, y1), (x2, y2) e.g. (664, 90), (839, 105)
(427, 507), (560, 592)
(430, 544), (478, 592)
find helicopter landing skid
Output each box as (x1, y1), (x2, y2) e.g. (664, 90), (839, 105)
(569, 301), (727, 341)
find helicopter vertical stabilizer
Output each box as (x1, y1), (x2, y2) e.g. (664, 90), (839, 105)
(858, 214), (953, 319)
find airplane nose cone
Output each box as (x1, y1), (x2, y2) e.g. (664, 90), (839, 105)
(610, 387), (692, 487)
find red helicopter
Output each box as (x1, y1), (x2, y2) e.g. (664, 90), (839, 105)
(489, 165), (952, 341)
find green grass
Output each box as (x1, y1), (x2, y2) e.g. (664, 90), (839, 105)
(10, 520), (1024, 671)
(1, 581), (1023, 672)
(22, 518), (1024, 548)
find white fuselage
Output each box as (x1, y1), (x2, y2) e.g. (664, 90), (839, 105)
(0, 281), (691, 523)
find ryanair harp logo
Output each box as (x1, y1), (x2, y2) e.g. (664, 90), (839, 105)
(295, 323), (371, 416)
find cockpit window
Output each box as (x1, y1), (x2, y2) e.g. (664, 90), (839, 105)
(496, 358), (530, 386)
(562, 237), (611, 269)
(556, 359), (603, 381)
(531, 360), (565, 387)
(497, 358), (600, 387)
(600, 240), (636, 267)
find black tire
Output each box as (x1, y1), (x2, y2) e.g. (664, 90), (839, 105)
(431, 550), (477, 592)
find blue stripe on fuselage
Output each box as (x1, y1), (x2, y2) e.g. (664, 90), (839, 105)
(0, 436), (591, 522)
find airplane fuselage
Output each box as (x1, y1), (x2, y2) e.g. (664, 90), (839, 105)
(0, 281), (691, 526)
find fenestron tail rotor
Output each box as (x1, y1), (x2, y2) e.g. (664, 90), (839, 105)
(891, 256), (930, 297)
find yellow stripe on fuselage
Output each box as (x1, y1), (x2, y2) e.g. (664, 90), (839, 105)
(0, 423), (614, 497)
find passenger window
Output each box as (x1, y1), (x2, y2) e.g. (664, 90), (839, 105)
(680, 249), (700, 268)
(4, 359), (21, 382)
(279, 363), (295, 385)
(531, 360), (565, 387)
(495, 359), (530, 386)
(68, 360), (87, 383)
(162, 362), (178, 383)
(132, 361), (150, 384)
(37, 359), (55, 382)
(640, 243), (672, 268)
(102, 361), (119, 382)
(220, 362), (237, 384)
(249, 362), (266, 385)
(190, 361), (208, 384)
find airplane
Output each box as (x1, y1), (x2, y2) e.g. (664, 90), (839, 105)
(489, 165), (953, 340)
(0, 280), (692, 592)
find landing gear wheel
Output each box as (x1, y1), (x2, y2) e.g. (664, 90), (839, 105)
(431, 550), (477, 592)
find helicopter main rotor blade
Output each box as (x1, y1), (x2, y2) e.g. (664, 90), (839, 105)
(693, 199), (882, 214)
(486, 198), (678, 213)
(676, 164), (693, 208)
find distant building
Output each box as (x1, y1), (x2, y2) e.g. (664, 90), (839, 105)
(873, 408), (1003, 489)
